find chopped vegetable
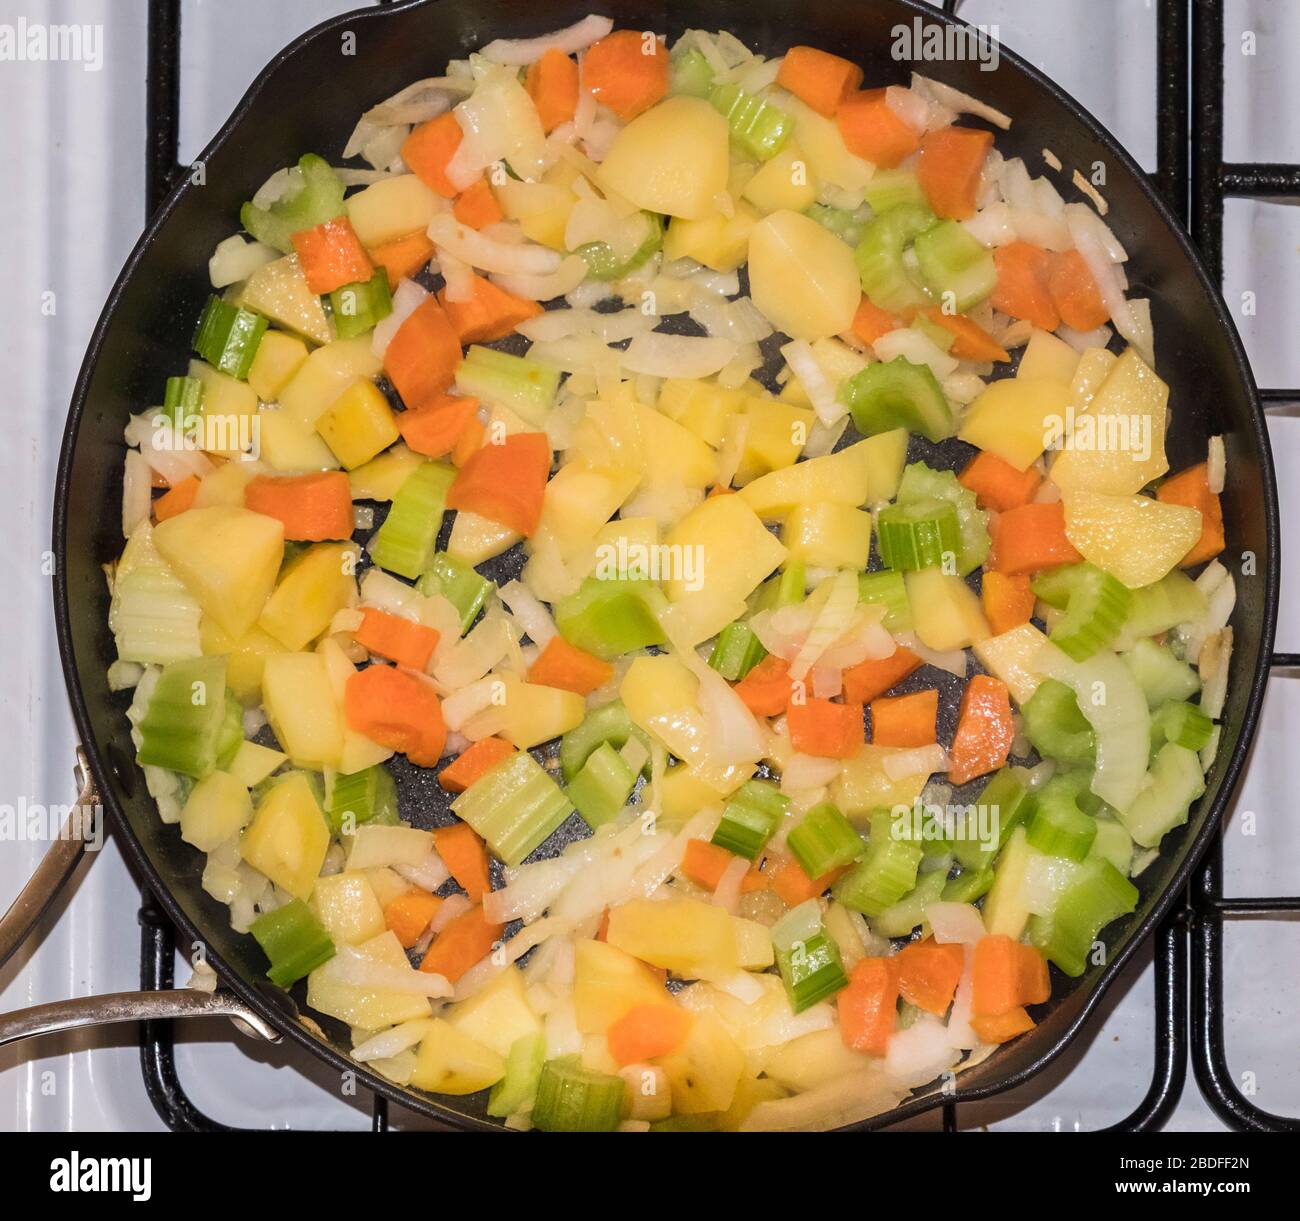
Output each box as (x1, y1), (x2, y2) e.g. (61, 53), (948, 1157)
(345, 664), (447, 767)
(777, 46), (863, 118)
(947, 675), (1014, 785)
(450, 749), (573, 865)
(836, 88), (920, 168)
(438, 737), (516, 793)
(583, 29), (669, 121)
(870, 688), (938, 748)
(251, 899), (335, 988)
(915, 125), (993, 220)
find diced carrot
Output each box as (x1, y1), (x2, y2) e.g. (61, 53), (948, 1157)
(947, 675), (1014, 785)
(433, 821), (491, 903)
(842, 646), (922, 705)
(582, 30), (668, 121)
(837, 88), (921, 169)
(526, 47), (580, 133)
(990, 501), (1082, 575)
(607, 1003), (691, 1066)
(437, 272), (542, 343)
(154, 474), (200, 522)
(451, 416), (484, 467)
(402, 112), (464, 198)
(981, 571), (1036, 635)
(396, 394), (480, 458)
(851, 296), (903, 346)
(438, 737), (516, 793)
(384, 889), (444, 949)
(991, 240), (1059, 331)
(922, 306), (1010, 362)
(972, 934), (1051, 1017)
(971, 1006), (1035, 1044)
(768, 852), (845, 907)
(344, 664), (447, 767)
(1048, 248), (1110, 332)
(527, 636), (614, 696)
(419, 904), (503, 981)
(290, 216), (374, 295)
(445, 431), (551, 536)
(894, 937), (965, 1016)
(383, 297), (463, 410)
(679, 838), (766, 892)
(776, 45), (864, 118)
(452, 178), (505, 230)
(732, 655), (794, 717)
(1156, 461), (1225, 567)
(916, 125), (994, 220)
(369, 230), (435, 288)
(244, 471), (354, 541)
(354, 607), (441, 670)
(958, 450), (1041, 512)
(786, 697), (865, 759)
(838, 957), (900, 1055)
(870, 689), (938, 748)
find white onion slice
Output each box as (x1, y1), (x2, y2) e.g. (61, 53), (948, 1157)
(925, 902), (986, 945)
(781, 338), (844, 427)
(428, 212), (561, 275)
(620, 331), (737, 379)
(480, 15), (614, 65)
(493, 254), (590, 302)
(498, 579), (558, 648)
(882, 743), (949, 781)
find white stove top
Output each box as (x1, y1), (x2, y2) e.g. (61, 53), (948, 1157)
(2, 0), (1296, 1132)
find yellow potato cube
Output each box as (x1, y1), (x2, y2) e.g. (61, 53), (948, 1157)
(188, 359), (258, 458)
(1015, 328), (1080, 384)
(1062, 490), (1202, 588)
(200, 618), (286, 706)
(497, 675), (585, 750)
(785, 94), (873, 199)
(258, 542), (359, 651)
(346, 173), (441, 247)
(256, 406), (341, 472)
(447, 966), (541, 1057)
(763, 1028), (875, 1092)
(606, 896), (739, 977)
(958, 377), (1073, 471)
(347, 442), (423, 501)
(658, 1012), (745, 1114)
(537, 462), (639, 547)
(740, 430), (907, 519)
(972, 623), (1050, 706)
(247, 330), (309, 402)
(663, 200), (760, 273)
(193, 461), (254, 509)
(496, 162), (580, 251)
(226, 740), (286, 787)
(307, 931), (434, 1028)
(573, 940), (669, 1034)
(635, 402), (718, 490)
(238, 254), (333, 346)
(261, 652), (344, 770)
(314, 379), (400, 470)
(278, 337), (383, 430)
(410, 1019), (506, 1094)
(904, 568), (991, 651)
(741, 141), (818, 215)
(782, 501), (872, 568)
(180, 770), (253, 852)
(447, 511), (521, 566)
(747, 209), (860, 342)
(735, 398), (815, 485)
(657, 378), (746, 449)
(310, 871), (386, 946)
(831, 746), (930, 818)
(240, 771), (330, 899)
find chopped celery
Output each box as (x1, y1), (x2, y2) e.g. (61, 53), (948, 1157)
(1115, 569), (1206, 647)
(531, 1056), (625, 1132)
(876, 498), (961, 571)
(712, 780), (788, 860)
(1122, 639), (1201, 708)
(787, 802), (865, 878)
(1150, 700), (1214, 753)
(136, 656), (232, 779)
(1028, 857), (1137, 977)
(834, 810), (925, 916)
(858, 569), (912, 632)
(871, 867), (947, 938)
(1116, 741), (1205, 848)
(559, 701), (652, 782)
(753, 560), (806, 611)
(709, 81), (793, 160)
(776, 929), (849, 1012)
(1021, 678), (1096, 768)
(325, 764), (398, 835)
(417, 552), (492, 634)
(240, 153), (345, 254)
(369, 461), (456, 579)
(803, 202), (869, 247)
(451, 750), (574, 865)
(708, 621), (768, 681)
(553, 577), (667, 661)
(193, 295), (268, 380)
(1089, 817), (1134, 874)
(250, 898), (335, 987)
(329, 270), (392, 340)
(670, 45), (715, 97)
(863, 168), (927, 214)
(487, 1031), (547, 1118)
(454, 345), (560, 428)
(853, 202), (936, 313)
(567, 741), (637, 829)
(950, 767), (1030, 870)
(1025, 773), (1098, 862)
(912, 220), (997, 313)
(215, 692), (244, 771)
(942, 865), (994, 903)
(1032, 562), (1132, 662)
(843, 357), (955, 443)
(576, 213), (664, 281)
(895, 461), (990, 577)
(161, 375), (204, 432)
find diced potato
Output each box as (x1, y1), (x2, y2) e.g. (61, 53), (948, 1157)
(248, 330), (309, 402)
(347, 442), (423, 501)
(606, 896), (739, 977)
(1062, 490), (1202, 588)
(764, 1028), (876, 1092)
(240, 771), (330, 899)
(810, 335), (870, 386)
(180, 770), (253, 852)
(447, 966), (541, 1056)
(740, 430), (908, 519)
(318, 636), (393, 775)
(1016, 328), (1080, 384)
(495, 162), (579, 250)
(314, 380), (399, 470)
(410, 1019), (506, 1094)
(1069, 347), (1119, 413)
(736, 398), (815, 484)
(154, 505), (284, 639)
(658, 1011), (745, 1114)
(634, 402), (718, 491)
(663, 200), (760, 273)
(572, 940), (669, 1034)
(782, 502), (873, 569)
(261, 652), (344, 770)
(537, 463), (639, 550)
(747, 209), (860, 341)
(831, 746), (931, 818)
(905, 568), (991, 651)
(188, 359), (258, 458)
(566, 387), (644, 470)
(598, 96), (730, 220)
(734, 918), (774, 970)
(784, 94), (873, 199)
(447, 510), (521, 566)
(258, 542), (359, 651)
(741, 141), (818, 215)
(193, 461), (253, 509)
(278, 338), (383, 431)
(958, 377), (1073, 471)
(238, 254), (333, 346)
(657, 378), (747, 449)
(345, 824), (434, 870)
(657, 762), (749, 824)
(256, 406), (342, 472)
(498, 674), (585, 750)
(200, 618), (286, 706)
(307, 930), (434, 1029)
(972, 623), (1050, 706)
(310, 870), (386, 946)
(346, 173), (441, 247)
(227, 740), (286, 787)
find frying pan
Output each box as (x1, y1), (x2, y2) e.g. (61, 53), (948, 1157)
(2, 0), (1276, 1131)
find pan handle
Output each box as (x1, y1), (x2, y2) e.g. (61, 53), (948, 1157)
(0, 988), (282, 1048)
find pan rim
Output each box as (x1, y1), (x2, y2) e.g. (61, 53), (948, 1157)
(51, 0), (1279, 1132)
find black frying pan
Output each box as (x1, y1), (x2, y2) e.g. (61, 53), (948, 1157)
(49, 0), (1278, 1131)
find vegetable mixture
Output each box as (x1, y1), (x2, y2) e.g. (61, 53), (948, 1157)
(108, 16), (1235, 1131)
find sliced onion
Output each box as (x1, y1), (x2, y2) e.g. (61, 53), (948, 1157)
(498, 579), (558, 647)
(620, 331), (737, 379)
(895, 631), (967, 678)
(1055, 321), (1113, 354)
(884, 85), (929, 135)
(1207, 435), (1226, 494)
(802, 416), (849, 459)
(691, 657), (767, 764)
(359, 77), (470, 131)
(780, 751), (843, 791)
(121, 450), (151, 538)
(324, 945), (451, 997)
(480, 14), (613, 64)
(789, 571), (859, 681)
(912, 73), (1011, 131)
(781, 338), (844, 427)
(925, 902), (986, 945)
(712, 855), (750, 913)
(351, 1018), (435, 1063)
(493, 254), (590, 302)
(436, 244), (476, 302)
(208, 234), (277, 288)
(394, 847), (451, 892)
(445, 67), (547, 188)
(872, 327), (959, 380)
(440, 676), (502, 732)
(885, 1013), (962, 1086)
(961, 201), (1017, 248)
(516, 306), (656, 344)
(883, 743), (948, 781)
(1067, 204), (1138, 349)
(811, 665), (843, 699)
(428, 211), (560, 275)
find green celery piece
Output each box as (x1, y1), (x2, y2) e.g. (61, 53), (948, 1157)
(863, 168), (927, 214)
(1114, 741), (1205, 849)
(1032, 562), (1132, 661)
(709, 81), (792, 160)
(576, 213), (664, 281)
(1088, 817), (1134, 875)
(786, 802), (865, 880)
(1150, 700), (1214, 753)
(329, 271), (392, 340)
(895, 461), (990, 577)
(708, 621), (768, 681)
(417, 552), (491, 634)
(712, 780), (789, 860)
(803, 202), (869, 247)
(559, 701), (652, 782)
(369, 461), (455, 579)
(215, 693), (244, 771)
(1025, 772), (1098, 861)
(1114, 569), (1206, 648)
(1121, 639), (1201, 709)
(857, 569), (912, 632)
(1028, 856), (1137, 976)
(453, 345), (560, 427)
(162, 375), (204, 431)
(941, 865), (994, 903)
(1021, 678), (1096, 768)
(136, 656), (231, 779)
(240, 153), (346, 254)
(531, 1056), (624, 1132)
(567, 741), (637, 830)
(193, 295), (268, 380)
(487, 1031), (547, 1118)
(553, 576), (667, 661)
(833, 810), (925, 916)
(842, 356), (955, 443)
(753, 559), (806, 611)
(670, 45), (715, 97)
(875, 497), (961, 571)
(250, 899), (335, 987)
(912, 219), (997, 313)
(451, 750), (573, 866)
(776, 930), (849, 1013)
(871, 868), (947, 938)
(325, 764), (398, 836)
(853, 202), (936, 313)
(950, 767), (1031, 870)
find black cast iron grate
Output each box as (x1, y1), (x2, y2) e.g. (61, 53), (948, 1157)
(130, 0), (1297, 1132)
